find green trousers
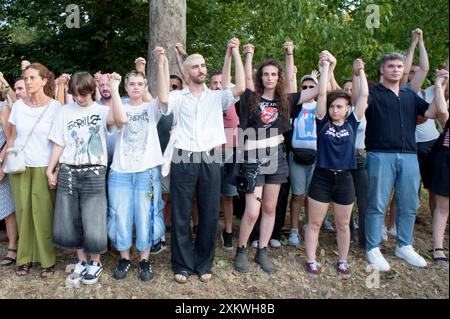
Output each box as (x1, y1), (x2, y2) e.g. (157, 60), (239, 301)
(9, 167), (56, 268)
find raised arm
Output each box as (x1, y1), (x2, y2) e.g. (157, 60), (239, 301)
(174, 43), (188, 84)
(108, 72), (126, 126)
(0, 72), (16, 103)
(154, 46), (169, 107)
(229, 38), (245, 98)
(316, 54), (330, 119)
(56, 74), (69, 106)
(221, 44), (233, 88)
(402, 29), (420, 85)
(409, 29), (430, 92)
(94, 71), (102, 102)
(425, 69), (449, 125)
(243, 44), (255, 92)
(135, 57), (153, 102)
(284, 41), (296, 94)
(353, 59), (369, 120)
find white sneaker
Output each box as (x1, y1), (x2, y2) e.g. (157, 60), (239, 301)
(366, 247), (390, 271)
(269, 239), (282, 248)
(82, 261), (103, 285)
(381, 226), (388, 242)
(66, 260), (87, 286)
(395, 245), (427, 267)
(288, 229), (300, 247)
(387, 226), (397, 237)
(251, 240), (259, 248)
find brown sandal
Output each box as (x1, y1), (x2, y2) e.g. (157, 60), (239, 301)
(40, 265), (55, 279)
(16, 262), (32, 277)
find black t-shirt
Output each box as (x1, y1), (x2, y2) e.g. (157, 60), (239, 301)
(237, 89), (292, 141)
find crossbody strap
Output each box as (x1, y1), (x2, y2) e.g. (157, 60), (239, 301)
(20, 101), (52, 151)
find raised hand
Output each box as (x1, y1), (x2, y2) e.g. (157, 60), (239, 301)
(412, 28), (423, 43)
(311, 69), (320, 79)
(228, 37), (240, 50)
(174, 43), (187, 56)
(153, 46), (167, 64)
(135, 57), (146, 73)
(94, 71), (102, 83)
(353, 58), (366, 75)
(108, 72), (122, 91)
(243, 44), (255, 56)
(284, 41), (295, 55)
(21, 60), (30, 71)
(435, 69), (449, 87)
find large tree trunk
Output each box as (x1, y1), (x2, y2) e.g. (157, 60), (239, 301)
(148, 0), (186, 95)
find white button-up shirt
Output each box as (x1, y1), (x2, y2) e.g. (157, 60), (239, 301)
(162, 87), (239, 152)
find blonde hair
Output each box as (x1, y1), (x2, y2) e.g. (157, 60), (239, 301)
(183, 54), (205, 71)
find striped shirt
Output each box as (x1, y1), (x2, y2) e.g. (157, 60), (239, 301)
(161, 87), (239, 152)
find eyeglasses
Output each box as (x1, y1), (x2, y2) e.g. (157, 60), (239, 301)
(302, 85), (315, 90)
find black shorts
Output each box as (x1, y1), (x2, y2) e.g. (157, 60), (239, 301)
(245, 144), (289, 187)
(431, 148), (449, 197)
(417, 139), (437, 189)
(308, 168), (355, 205)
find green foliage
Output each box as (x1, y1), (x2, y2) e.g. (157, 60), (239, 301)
(0, 0), (448, 88)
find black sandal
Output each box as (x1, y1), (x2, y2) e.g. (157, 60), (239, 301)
(0, 248), (17, 267)
(15, 262), (32, 277)
(429, 248), (448, 262)
(174, 271), (190, 284)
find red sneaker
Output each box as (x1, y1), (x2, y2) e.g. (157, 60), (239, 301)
(305, 261), (321, 278)
(337, 261), (351, 279)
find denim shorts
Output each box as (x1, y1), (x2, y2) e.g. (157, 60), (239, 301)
(308, 168), (355, 205)
(53, 164), (108, 255)
(288, 152), (315, 196)
(107, 167), (165, 252)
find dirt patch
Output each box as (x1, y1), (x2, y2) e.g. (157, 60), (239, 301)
(0, 195), (448, 299)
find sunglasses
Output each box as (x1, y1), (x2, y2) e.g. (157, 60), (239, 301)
(302, 85), (316, 90)
(171, 84), (181, 90)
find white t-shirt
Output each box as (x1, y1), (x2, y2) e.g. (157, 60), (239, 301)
(9, 99), (61, 167)
(49, 102), (110, 166)
(416, 86), (440, 143)
(111, 101), (163, 173)
(291, 101), (317, 150)
(350, 106), (367, 150)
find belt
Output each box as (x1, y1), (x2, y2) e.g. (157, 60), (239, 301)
(317, 167), (349, 176)
(176, 148), (215, 158)
(61, 163), (105, 169)
(244, 134), (284, 151)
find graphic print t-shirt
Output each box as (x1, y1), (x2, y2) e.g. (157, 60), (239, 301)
(291, 101), (317, 150)
(111, 101), (163, 173)
(316, 112), (360, 170)
(49, 102), (110, 166)
(237, 89), (290, 140)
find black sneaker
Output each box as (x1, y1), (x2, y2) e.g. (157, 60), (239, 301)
(254, 247), (276, 274)
(138, 259), (154, 282)
(150, 241), (167, 255)
(221, 230), (233, 251)
(234, 246), (249, 273)
(113, 258), (131, 280)
(82, 261), (103, 285)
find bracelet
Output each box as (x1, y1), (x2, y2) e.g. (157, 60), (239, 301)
(286, 53), (294, 55)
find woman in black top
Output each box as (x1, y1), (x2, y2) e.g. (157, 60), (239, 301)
(234, 44), (290, 274)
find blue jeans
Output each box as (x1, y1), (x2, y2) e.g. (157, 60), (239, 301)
(365, 152), (420, 250)
(107, 167), (164, 252)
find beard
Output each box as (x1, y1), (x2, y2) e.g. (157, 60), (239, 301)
(190, 74), (206, 85)
(100, 92), (111, 99)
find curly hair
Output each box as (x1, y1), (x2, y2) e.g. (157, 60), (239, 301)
(251, 59), (289, 120)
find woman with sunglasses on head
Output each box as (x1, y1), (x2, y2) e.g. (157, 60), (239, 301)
(304, 52), (368, 278)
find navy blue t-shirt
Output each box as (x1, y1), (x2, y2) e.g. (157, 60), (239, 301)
(316, 112), (360, 170)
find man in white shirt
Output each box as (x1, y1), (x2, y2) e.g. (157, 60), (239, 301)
(154, 39), (245, 283)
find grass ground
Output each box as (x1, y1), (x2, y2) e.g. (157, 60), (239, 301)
(0, 192), (448, 299)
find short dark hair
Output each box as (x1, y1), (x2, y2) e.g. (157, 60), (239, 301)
(170, 74), (183, 82)
(210, 69), (222, 80)
(343, 78), (352, 85)
(380, 52), (405, 68)
(14, 77), (24, 84)
(327, 90), (351, 110)
(68, 72), (96, 98)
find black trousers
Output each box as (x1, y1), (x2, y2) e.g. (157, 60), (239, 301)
(351, 153), (368, 248)
(170, 150), (221, 276)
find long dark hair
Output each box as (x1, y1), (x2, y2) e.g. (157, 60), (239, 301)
(251, 59), (289, 120)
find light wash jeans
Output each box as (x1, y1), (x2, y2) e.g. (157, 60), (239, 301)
(107, 167), (165, 252)
(365, 152), (420, 250)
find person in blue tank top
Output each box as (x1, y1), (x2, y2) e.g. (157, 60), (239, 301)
(304, 52), (368, 279)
